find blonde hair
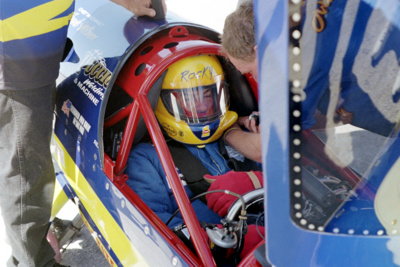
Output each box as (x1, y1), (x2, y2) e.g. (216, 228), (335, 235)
(221, 0), (255, 62)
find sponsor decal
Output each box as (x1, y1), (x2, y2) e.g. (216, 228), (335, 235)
(95, 237), (117, 267)
(201, 125), (211, 138)
(83, 60), (112, 88)
(62, 99), (72, 117)
(162, 123), (177, 137)
(62, 99), (92, 135)
(74, 77), (103, 106)
(180, 65), (216, 82)
(81, 215), (117, 267)
(70, 7), (104, 40)
(72, 59), (111, 106)
(308, 0), (335, 33)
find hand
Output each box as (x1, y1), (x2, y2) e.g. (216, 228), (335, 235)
(205, 171), (263, 217)
(112, 0), (167, 17)
(238, 111), (260, 133)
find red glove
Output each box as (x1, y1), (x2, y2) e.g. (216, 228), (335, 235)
(205, 171), (263, 217)
(241, 225), (265, 259)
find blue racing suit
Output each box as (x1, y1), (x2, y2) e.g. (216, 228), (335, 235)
(125, 142), (231, 228)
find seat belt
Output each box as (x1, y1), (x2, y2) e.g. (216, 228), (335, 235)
(167, 140), (211, 199)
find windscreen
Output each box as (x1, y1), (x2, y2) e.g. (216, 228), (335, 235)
(289, 0), (400, 236)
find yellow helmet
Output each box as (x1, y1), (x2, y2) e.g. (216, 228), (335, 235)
(155, 55), (237, 145)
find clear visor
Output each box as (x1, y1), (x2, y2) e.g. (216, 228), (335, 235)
(161, 77), (228, 124)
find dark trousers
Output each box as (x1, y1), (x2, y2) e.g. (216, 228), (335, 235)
(0, 84), (56, 267)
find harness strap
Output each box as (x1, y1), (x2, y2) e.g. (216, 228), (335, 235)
(167, 140), (211, 199)
(246, 171), (262, 189)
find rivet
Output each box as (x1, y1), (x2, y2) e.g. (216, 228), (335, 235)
(333, 228), (339, 233)
(296, 212), (302, 218)
(294, 203), (301, 210)
(363, 230), (369, 235)
(93, 165), (96, 171)
(292, 47), (301, 56)
(293, 110), (301, 117)
(293, 95), (301, 102)
(294, 191), (302, 198)
(172, 256), (178, 266)
(293, 63), (301, 72)
(293, 138), (301, 146)
(292, 30), (301, 39)
(292, 13), (301, 22)
(377, 230), (384, 235)
(293, 79), (301, 88)
(294, 179), (301, 185)
(293, 152), (301, 159)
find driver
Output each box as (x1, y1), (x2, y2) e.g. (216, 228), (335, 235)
(126, 54), (236, 227)
(125, 54), (264, 260)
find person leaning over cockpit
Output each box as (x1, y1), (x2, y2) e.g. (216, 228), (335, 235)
(219, 0), (262, 164)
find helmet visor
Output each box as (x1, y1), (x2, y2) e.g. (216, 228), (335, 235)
(161, 76), (228, 124)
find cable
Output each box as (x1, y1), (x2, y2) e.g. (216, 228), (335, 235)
(255, 211), (266, 240)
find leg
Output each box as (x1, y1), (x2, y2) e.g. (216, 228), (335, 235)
(0, 84), (56, 267)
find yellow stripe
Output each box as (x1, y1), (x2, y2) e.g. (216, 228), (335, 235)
(0, 0), (74, 42)
(81, 214), (118, 266)
(52, 134), (148, 266)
